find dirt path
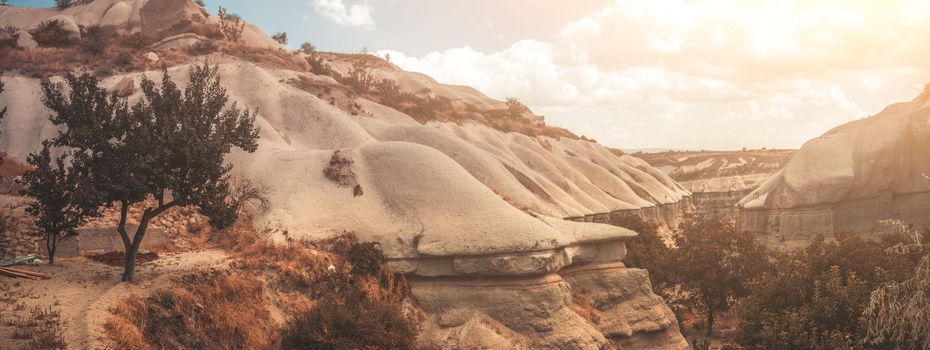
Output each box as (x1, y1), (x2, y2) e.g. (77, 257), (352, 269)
(0, 249), (228, 349)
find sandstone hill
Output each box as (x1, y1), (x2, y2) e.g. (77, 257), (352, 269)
(738, 87), (930, 249)
(640, 149), (792, 221)
(0, 0), (691, 348)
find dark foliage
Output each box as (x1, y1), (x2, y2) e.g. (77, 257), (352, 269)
(37, 62), (259, 280)
(55, 0), (71, 9)
(18, 143), (98, 264)
(299, 42), (316, 53)
(0, 25), (17, 48)
(612, 215), (672, 287)
(739, 233), (923, 349)
(280, 289), (416, 350)
(29, 19), (74, 47)
(319, 233), (387, 277)
(666, 216), (770, 337)
(283, 234), (415, 350)
(80, 25), (111, 55)
(272, 32), (288, 45)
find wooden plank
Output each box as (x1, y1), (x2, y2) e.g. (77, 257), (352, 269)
(0, 268), (34, 279)
(1, 267), (49, 279)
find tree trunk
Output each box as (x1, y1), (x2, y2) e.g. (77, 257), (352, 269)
(46, 236), (55, 265)
(121, 215), (150, 282)
(706, 308), (715, 337)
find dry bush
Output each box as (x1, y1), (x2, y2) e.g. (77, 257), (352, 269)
(281, 284), (416, 350)
(80, 25), (114, 55)
(0, 25), (18, 48)
(10, 306), (67, 350)
(30, 19), (74, 47)
(323, 150), (357, 188)
(106, 272), (278, 350)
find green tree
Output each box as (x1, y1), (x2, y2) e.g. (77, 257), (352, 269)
(18, 143), (98, 264)
(738, 231), (922, 349)
(668, 216), (769, 336)
(39, 63), (259, 281)
(55, 0), (71, 9)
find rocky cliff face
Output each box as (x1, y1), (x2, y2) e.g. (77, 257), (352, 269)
(737, 87), (930, 248)
(641, 150), (792, 223)
(0, 0), (690, 347)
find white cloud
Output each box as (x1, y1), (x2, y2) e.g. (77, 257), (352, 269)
(378, 0), (930, 150)
(311, 0), (374, 29)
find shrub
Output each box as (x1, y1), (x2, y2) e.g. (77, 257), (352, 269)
(106, 273), (278, 350)
(317, 233), (386, 277)
(10, 306), (67, 350)
(80, 25), (111, 55)
(0, 25), (18, 48)
(29, 20), (74, 47)
(272, 31), (288, 45)
(113, 52), (133, 67)
(738, 233), (923, 349)
(299, 42), (316, 53)
(119, 32), (146, 49)
(323, 150), (357, 187)
(666, 216), (770, 337)
(218, 6), (245, 42)
(614, 215), (672, 287)
(55, 0), (72, 9)
(343, 61), (374, 93)
(280, 289), (416, 350)
(306, 55), (334, 76)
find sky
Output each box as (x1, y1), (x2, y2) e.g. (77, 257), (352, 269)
(8, 0), (930, 150)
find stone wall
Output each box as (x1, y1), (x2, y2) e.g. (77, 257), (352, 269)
(691, 188), (754, 222)
(0, 201), (39, 260)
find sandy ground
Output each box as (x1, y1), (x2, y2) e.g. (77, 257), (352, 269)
(0, 249), (228, 349)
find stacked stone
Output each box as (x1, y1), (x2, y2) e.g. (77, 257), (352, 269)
(0, 205), (40, 259)
(80, 200), (209, 251)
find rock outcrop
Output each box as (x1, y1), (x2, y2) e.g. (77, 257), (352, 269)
(641, 150), (793, 222)
(0, 1), (691, 347)
(738, 87), (930, 248)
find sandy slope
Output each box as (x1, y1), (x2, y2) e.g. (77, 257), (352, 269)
(0, 250), (228, 349)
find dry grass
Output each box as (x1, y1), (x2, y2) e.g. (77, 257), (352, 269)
(105, 272), (277, 350)
(8, 305), (67, 350)
(104, 214), (421, 349)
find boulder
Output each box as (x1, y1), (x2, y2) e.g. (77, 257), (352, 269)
(15, 30), (37, 49)
(100, 1), (133, 28)
(145, 51), (159, 63)
(114, 77), (135, 97)
(150, 32), (205, 51)
(140, 0), (206, 42)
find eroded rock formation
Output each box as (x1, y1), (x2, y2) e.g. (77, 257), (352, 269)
(738, 87), (930, 248)
(0, 1), (691, 347)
